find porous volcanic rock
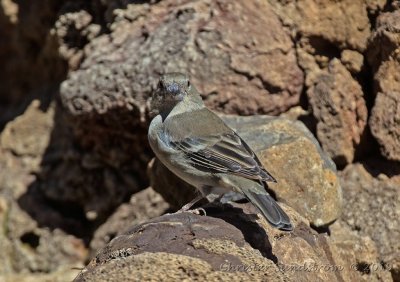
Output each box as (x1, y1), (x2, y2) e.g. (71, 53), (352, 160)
(339, 162), (400, 280)
(307, 59), (368, 167)
(367, 9), (400, 161)
(75, 202), (391, 281)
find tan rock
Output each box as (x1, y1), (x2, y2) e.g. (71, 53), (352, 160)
(307, 59), (368, 167)
(76, 202), (391, 281)
(341, 50), (364, 73)
(224, 115), (342, 227)
(90, 187), (170, 256)
(339, 162), (400, 280)
(329, 222), (393, 282)
(0, 100), (54, 157)
(1, 264), (82, 282)
(367, 9), (400, 161)
(268, 0), (371, 51)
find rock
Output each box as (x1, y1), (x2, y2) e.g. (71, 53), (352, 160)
(1, 98), (142, 229)
(0, 100), (87, 276)
(90, 187), (169, 256)
(60, 0), (303, 119)
(339, 162), (400, 280)
(75, 202), (391, 281)
(149, 114), (342, 227)
(52, 5), (101, 70)
(0, 194), (87, 275)
(341, 50), (364, 73)
(268, 0), (373, 87)
(0, 0), (68, 127)
(0, 100), (54, 158)
(328, 221), (393, 282)
(267, 1), (370, 168)
(369, 72), (400, 161)
(307, 59), (368, 167)
(268, 0), (372, 52)
(367, 9), (400, 73)
(1, 265), (82, 282)
(367, 9), (400, 161)
(74, 205), (298, 281)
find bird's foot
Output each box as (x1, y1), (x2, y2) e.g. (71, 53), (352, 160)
(176, 207), (207, 216)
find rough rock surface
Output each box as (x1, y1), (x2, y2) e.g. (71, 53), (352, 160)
(368, 9), (400, 161)
(268, 0), (379, 88)
(0, 0), (68, 128)
(150, 114), (342, 227)
(341, 50), (364, 74)
(328, 221), (393, 282)
(75, 203), (391, 282)
(0, 0), (399, 281)
(307, 59), (368, 167)
(267, 0), (378, 167)
(0, 100), (86, 276)
(60, 0), (303, 119)
(89, 187), (170, 256)
(268, 0), (373, 52)
(1, 265), (81, 282)
(4, 99), (143, 230)
(339, 162), (400, 281)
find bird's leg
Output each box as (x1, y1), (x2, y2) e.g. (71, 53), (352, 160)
(176, 194), (206, 216)
(205, 193), (224, 203)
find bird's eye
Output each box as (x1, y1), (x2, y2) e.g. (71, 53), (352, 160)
(187, 80), (191, 87)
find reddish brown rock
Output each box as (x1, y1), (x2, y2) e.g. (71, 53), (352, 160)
(75, 203), (391, 282)
(0, 100), (87, 276)
(368, 9), (400, 161)
(268, 0), (372, 52)
(268, 0), (375, 87)
(61, 0), (303, 120)
(339, 162), (400, 280)
(307, 59), (368, 167)
(268, 1), (371, 168)
(329, 221), (393, 282)
(90, 187), (169, 256)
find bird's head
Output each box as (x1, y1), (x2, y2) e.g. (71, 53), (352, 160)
(156, 72), (190, 102)
(151, 72), (202, 116)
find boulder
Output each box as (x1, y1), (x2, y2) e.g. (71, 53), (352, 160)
(367, 9), (400, 161)
(307, 59), (368, 167)
(75, 202), (391, 281)
(339, 162), (400, 280)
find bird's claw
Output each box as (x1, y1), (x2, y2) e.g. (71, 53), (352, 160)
(176, 207), (207, 216)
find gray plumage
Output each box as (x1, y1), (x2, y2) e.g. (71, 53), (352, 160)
(148, 72), (292, 231)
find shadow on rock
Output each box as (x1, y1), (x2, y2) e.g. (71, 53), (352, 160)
(17, 98), (149, 244)
(202, 202), (277, 262)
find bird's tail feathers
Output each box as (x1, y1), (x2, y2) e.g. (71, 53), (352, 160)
(242, 188), (293, 231)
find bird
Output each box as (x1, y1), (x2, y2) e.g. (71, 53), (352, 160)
(148, 72), (293, 231)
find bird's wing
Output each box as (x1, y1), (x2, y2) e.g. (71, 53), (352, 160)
(164, 108), (276, 183)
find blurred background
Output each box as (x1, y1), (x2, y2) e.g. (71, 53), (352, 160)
(0, 0), (399, 281)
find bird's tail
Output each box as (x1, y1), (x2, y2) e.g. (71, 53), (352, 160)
(242, 188), (293, 231)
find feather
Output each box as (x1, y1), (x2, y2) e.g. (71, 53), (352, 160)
(166, 108), (276, 183)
